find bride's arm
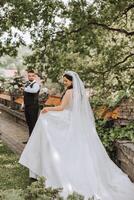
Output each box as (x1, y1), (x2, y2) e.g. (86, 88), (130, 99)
(41, 90), (72, 113)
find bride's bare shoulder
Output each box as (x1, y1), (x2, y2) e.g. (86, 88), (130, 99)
(66, 89), (73, 95)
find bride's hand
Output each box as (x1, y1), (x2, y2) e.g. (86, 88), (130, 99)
(41, 107), (50, 113)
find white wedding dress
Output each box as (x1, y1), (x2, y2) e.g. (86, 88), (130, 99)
(19, 71), (134, 200)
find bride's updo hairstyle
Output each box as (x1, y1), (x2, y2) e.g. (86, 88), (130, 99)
(63, 73), (73, 89)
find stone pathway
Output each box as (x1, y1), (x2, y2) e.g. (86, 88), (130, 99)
(0, 109), (28, 154)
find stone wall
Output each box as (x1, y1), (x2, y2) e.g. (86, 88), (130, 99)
(95, 97), (134, 127)
(115, 98), (134, 126)
(0, 103), (26, 127)
(115, 140), (134, 182)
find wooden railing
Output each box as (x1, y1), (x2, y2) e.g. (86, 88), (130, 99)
(0, 93), (61, 110)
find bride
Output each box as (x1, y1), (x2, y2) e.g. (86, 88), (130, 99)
(19, 71), (134, 200)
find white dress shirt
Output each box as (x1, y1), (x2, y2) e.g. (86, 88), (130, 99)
(24, 80), (40, 93)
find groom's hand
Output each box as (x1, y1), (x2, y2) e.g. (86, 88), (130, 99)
(41, 107), (50, 113)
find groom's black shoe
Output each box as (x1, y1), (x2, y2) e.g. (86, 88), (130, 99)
(29, 177), (37, 184)
(22, 141), (28, 144)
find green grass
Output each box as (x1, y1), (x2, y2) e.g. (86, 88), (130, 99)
(0, 139), (29, 190)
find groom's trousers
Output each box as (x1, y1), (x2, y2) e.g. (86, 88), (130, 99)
(24, 104), (39, 136)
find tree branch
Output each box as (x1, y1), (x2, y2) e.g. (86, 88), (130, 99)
(103, 53), (134, 74)
(56, 21), (134, 37)
(89, 22), (134, 36)
(111, 53), (134, 68)
(90, 54), (134, 75)
(123, 3), (134, 15)
(112, 3), (134, 23)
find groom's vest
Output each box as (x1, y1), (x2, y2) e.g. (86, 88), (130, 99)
(23, 81), (40, 106)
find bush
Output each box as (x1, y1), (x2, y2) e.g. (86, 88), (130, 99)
(96, 120), (134, 160)
(0, 177), (96, 200)
(24, 177), (63, 200)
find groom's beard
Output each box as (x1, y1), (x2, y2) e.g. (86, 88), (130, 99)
(29, 80), (35, 82)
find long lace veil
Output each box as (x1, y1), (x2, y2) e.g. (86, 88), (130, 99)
(64, 71), (96, 133)
(64, 71), (114, 172)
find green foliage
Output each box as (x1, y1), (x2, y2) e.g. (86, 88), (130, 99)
(96, 120), (134, 159)
(0, 0), (134, 100)
(0, 176), (95, 200)
(105, 90), (129, 108)
(24, 177), (95, 200)
(0, 177), (96, 200)
(0, 189), (24, 200)
(1, 75), (25, 99)
(24, 177), (63, 200)
(67, 192), (84, 200)
(90, 89), (132, 110)
(0, 76), (6, 92)
(0, 140), (29, 191)
(0, 76), (5, 82)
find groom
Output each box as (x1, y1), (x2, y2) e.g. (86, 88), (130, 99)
(23, 70), (40, 142)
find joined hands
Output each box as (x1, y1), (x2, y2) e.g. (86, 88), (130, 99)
(41, 107), (51, 113)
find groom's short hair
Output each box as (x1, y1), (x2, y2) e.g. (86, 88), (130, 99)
(27, 69), (35, 74)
